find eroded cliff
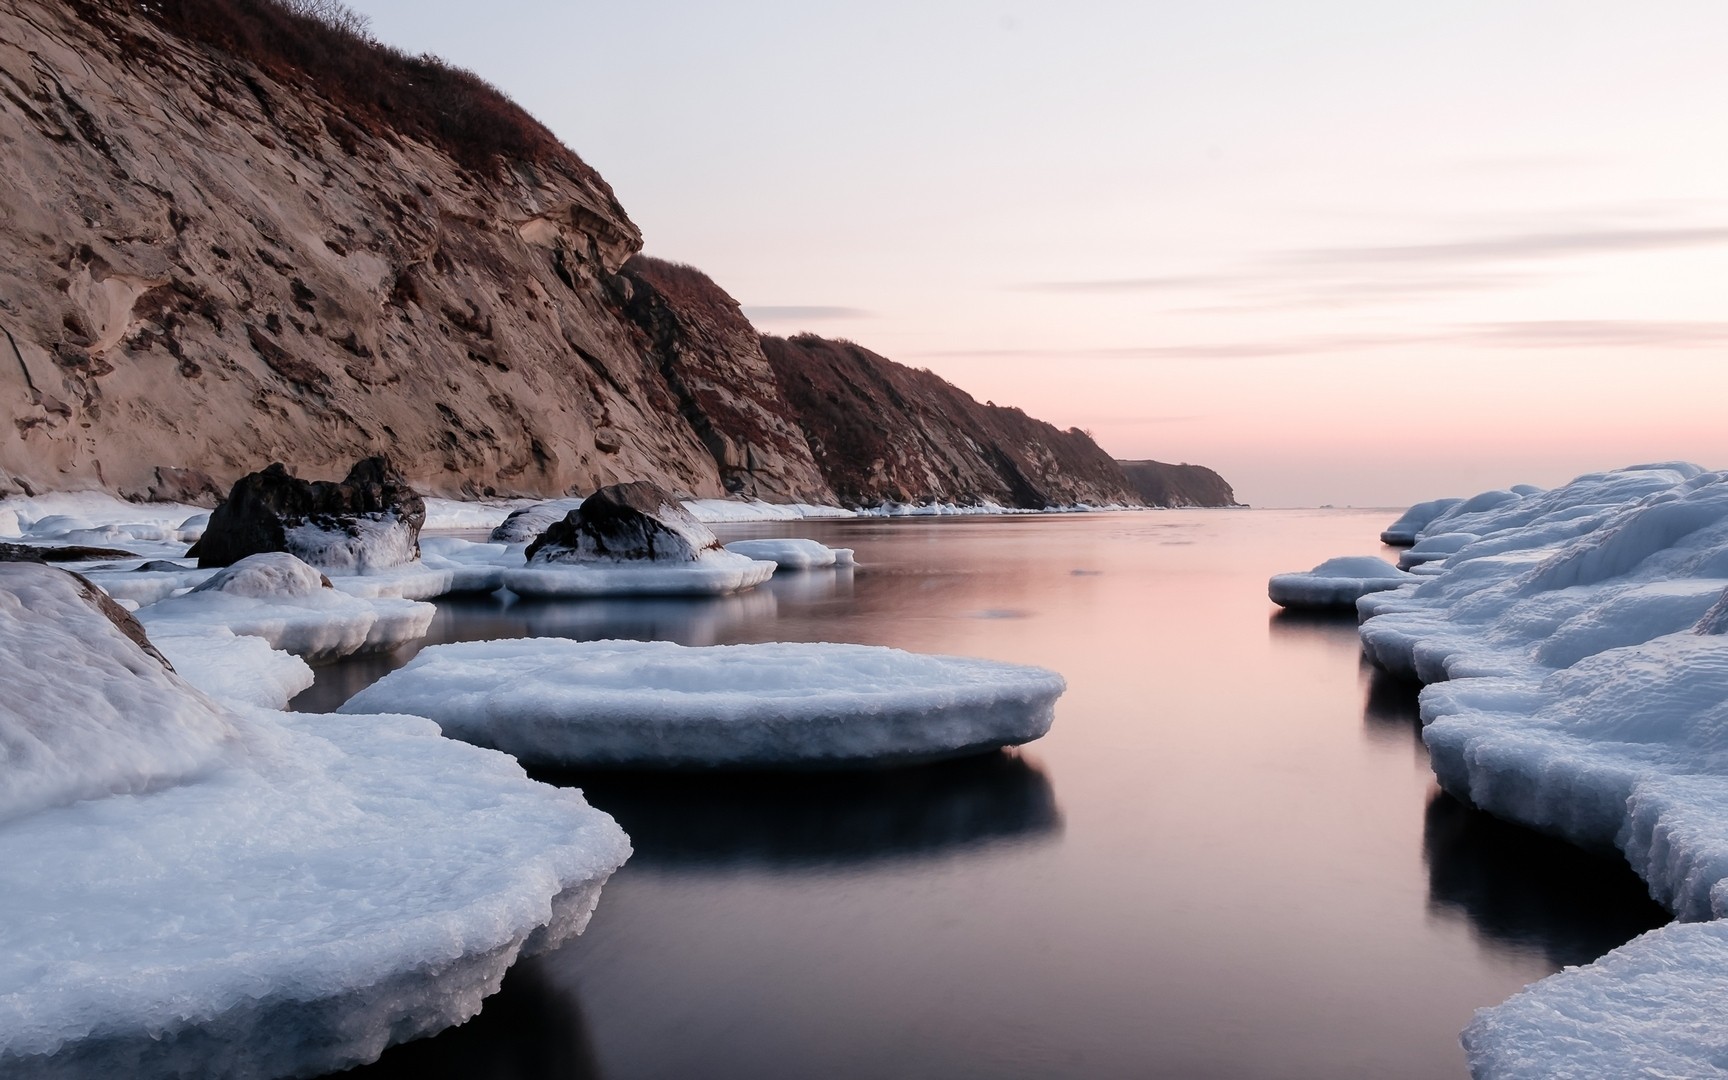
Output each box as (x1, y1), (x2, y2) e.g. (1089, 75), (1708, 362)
(0, 0), (721, 500)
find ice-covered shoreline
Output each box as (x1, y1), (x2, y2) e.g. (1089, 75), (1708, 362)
(0, 563), (631, 1078)
(0, 491), (1163, 547)
(1280, 463), (1728, 1078)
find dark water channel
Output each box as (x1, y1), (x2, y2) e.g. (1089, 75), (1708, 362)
(307, 510), (1667, 1079)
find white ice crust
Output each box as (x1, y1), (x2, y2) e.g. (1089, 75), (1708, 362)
(681, 498), (856, 523)
(136, 553), (434, 664)
(0, 563), (630, 1078)
(723, 537), (857, 570)
(338, 638), (1067, 769)
(1340, 464), (1728, 1077)
(0, 491), (207, 546)
(1267, 555), (1412, 611)
(505, 548), (777, 597)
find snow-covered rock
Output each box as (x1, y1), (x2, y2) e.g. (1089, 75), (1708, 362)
(0, 562), (630, 1079)
(488, 497), (586, 542)
(723, 537), (856, 570)
(506, 482), (777, 597)
(338, 638), (1067, 769)
(137, 553), (433, 664)
(192, 458), (425, 573)
(1267, 555), (1412, 611)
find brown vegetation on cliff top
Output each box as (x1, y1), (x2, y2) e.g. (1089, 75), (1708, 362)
(74, 0), (588, 178)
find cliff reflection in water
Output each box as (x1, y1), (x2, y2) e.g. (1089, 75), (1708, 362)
(541, 750), (1061, 869)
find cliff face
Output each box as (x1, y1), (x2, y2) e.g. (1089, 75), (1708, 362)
(0, 0), (722, 500)
(1117, 460), (1241, 508)
(0, 0), (1229, 511)
(761, 334), (1140, 508)
(617, 258), (832, 504)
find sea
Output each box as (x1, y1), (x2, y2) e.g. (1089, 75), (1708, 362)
(300, 509), (1667, 1080)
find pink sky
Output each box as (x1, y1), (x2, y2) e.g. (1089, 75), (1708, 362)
(346, 0), (1728, 506)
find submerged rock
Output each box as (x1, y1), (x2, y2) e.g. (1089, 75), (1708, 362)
(193, 457), (425, 572)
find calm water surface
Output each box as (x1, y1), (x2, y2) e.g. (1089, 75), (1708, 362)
(308, 510), (1666, 1079)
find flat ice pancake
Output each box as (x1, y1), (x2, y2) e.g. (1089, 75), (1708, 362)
(723, 538), (856, 569)
(502, 552), (776, 598)
(338, 638), (1067, 769)
(1267, 555), (1412, 611)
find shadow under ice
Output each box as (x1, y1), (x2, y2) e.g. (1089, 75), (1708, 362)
(539, 750), (1062, 870)
(1423, 791), (1670, 969)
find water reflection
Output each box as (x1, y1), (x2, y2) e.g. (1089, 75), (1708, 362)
(343, 958), (601, 1080)
(758, 566), (855, 606)
(1423, 791), (1670, 968)
(1266, 607), (1363, 645)
(540, 750), (1061, 870)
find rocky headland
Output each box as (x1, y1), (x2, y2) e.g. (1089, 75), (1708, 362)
(0, 0), (1233, 510)
(1116, 459), (1241, 508)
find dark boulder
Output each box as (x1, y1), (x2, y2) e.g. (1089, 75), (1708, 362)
(525, 481), (720, 564)
(192, 457), (425, 572)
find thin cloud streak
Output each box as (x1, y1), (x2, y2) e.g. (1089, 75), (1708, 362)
(1010, 276), (1221, 294)
(915, 321), (1728, 362)
(742, 305), (872, 321)
(1468, 320), (1728, 348)
(1288, 225), (1728, 266)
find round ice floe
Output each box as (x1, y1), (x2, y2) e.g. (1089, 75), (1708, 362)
(723, 538), (856, 569)
(501, 550), (777, 598)
(338, 638), (1067, 769)
(1267, 556), (1412, 611)
(138, 553), (434, 664)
